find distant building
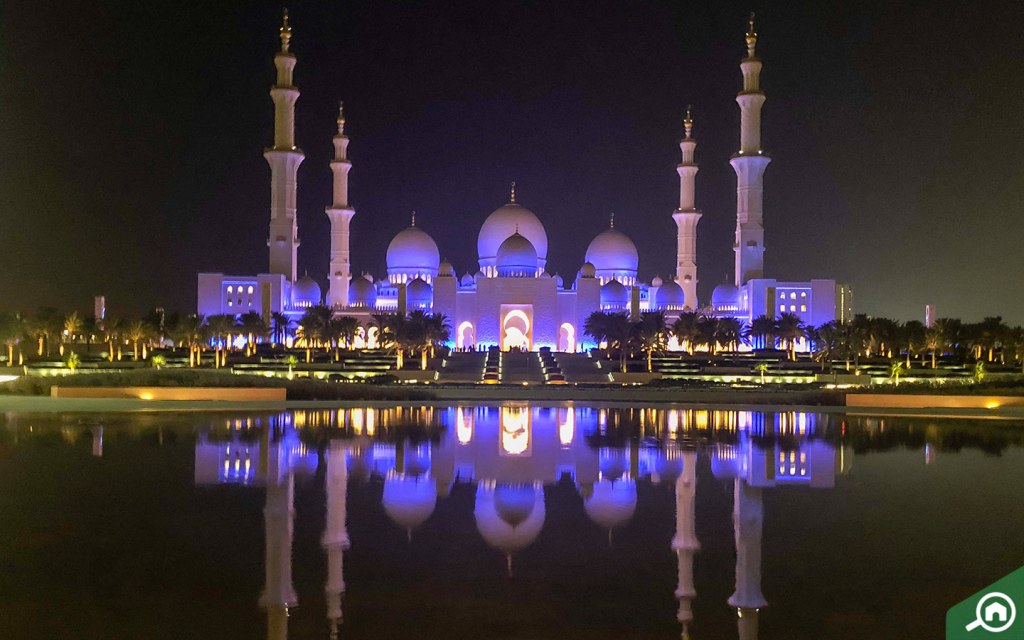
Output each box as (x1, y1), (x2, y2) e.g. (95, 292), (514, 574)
(197, 14), (850, 351)
(925, 304), (937, 328)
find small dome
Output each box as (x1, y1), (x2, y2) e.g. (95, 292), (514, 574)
(585, 228), (639, 276)
(438, 260), (454, 277)
(363, 273), (374, 282)
(584, 479), (637, 530)
(600, 279), (628, 308)
(382, 474), (437, 530)
(580, 262), (596, 278)
(653, 454), (683, 485)
(474, 484), (546, 554)
(711, 445), (739, 480)
(407, 277), (432, 309)
(554, 274), (564, 288)
(478, 202), (548, 268)
(293, 275), (322, 306)
(651, 276), (664, 287)
(387, 226), (440, 275)
(460, 273), (475, 287)
(496, 232), (538, 277)
(494, 485), (537, 527)
(655, 280), (685, 309)
(348, 277), (377, 308)
(712, 284), (741, 308)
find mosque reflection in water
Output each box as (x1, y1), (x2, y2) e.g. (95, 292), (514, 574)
(194, 406), (840, 640)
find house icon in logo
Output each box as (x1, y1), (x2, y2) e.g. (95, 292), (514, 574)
(984, 600), (1010, 624)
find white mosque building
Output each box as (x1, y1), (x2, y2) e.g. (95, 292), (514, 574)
(197, 13), (852, 351)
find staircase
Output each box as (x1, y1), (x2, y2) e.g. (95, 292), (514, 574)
(500, 350), (545, 385)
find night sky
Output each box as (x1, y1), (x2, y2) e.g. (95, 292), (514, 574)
(1, 0), (1022, 321)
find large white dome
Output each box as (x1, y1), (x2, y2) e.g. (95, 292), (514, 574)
(585, 228), (638, 275)
(387, 226), (440, 275)
(478, 203), (548, 269)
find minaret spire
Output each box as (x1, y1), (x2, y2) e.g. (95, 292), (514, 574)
(266, 10), (304, 283)
(509, 181), (517, 204)
(609, 212), (615, 229)
(411, 211), (416, 227)
(326, 99), (356, 308)
(672, 106), (702, 309)
(730, 13), (771, 286)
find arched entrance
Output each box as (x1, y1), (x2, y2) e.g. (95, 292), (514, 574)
(457, 321), (475, 350)
(501, 307), (532, 351)
(557, 323), (575, 352)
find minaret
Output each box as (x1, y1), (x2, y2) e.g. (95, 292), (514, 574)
(730, 14), (771, 286)
(326, 102), (356, 308)
(672, 107), (702, 309)
(728, 479), (767, 640)
(266, 9), (305, 283)
(322, 441), (351, 639)
(672, 450), (699, 639)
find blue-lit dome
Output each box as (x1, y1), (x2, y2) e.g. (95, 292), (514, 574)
(474, 484), (545, 554)
(711, 284), (741, 309)
(348, 277), (377, 308)
(600, 279), (628, 308)
(293, 274), (322, 307)
(387, 226), (440, 276)
(655, 280), (685, 309)
(494, 484), (537, 527)
(478, 202), (548, 269)
(495, 231), (538, 277)
(382, 474), (437, 530)
(585, 228), (639, 277)
(407, 277), (432, 309)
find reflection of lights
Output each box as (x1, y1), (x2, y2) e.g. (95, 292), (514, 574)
(457, 408), (473, 445)
(559, 410), (574, 446)
(695, 411), (708, 430)
(668, 410), (679, 435)
(366, 409), (375, 436)
(500, 407), (530, 456)
(352, 409), (363, 434)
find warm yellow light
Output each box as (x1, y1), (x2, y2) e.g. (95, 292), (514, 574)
(500, 407), (530, 456)
(139, 392), (154, 400)
(559, 411), (574, 446)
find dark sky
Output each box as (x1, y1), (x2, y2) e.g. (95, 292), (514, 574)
(1, 0), (1023, 322)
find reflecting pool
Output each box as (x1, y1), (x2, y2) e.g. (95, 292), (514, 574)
(1, 406), (1023, 639)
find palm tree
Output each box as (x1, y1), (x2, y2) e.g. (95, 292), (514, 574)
(694, 315), (718, 353)
(424, 313), (451, 359)
(0, 312), (23, 366)
(102, 317), (122, 361)
(583, 311), (611, 349)
(934, 317), (963, 359)
(748, 315), (778, 350)
(270, 312), (292, 346)
(633, 311), (668, 372)
(776, 312), (805, 360)
(329, 315), (361, 359)
(604, 312), (633, 372)
(62, 311), (82, 356)
(902, 320), (926, 367)
(370, 313), (404, 367)
(81, 315), (99, 354)
(238, 311), (267, 356)
(670, 312), (702, 354)
(65, 352), (81, 372)
(889, 359), (906, 386)
(124, 320), (149, 361)
(205, 314), (236, 368)
(296, 305), (333, 360)
(151, 354), (167, 370)
(713, 318), (743, 353)
(924, 325), (943, 369)
(977, 316), (1008, 362)
(813, 321), (841, 372)
(170, 314), (206, 367)
(32, 308), (61, 357)
(754, 361), (769, 384)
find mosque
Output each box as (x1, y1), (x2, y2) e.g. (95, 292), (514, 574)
(196, 13), (852, 351)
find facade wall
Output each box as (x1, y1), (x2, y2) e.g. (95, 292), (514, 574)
(197, 273), (287, 317)
(473, 277), (560, 349)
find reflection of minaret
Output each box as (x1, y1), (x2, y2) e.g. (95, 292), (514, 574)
(322, 442), (351, 640)
(730, 13), (771, 286)
(672, 451), (699, 639)
(91, 426), (103, 457)
(259, 464), (298, 640)
(728, 479), (766, 640)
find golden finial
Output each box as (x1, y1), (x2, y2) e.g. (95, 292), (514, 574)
(510, 181), (517, 203)
(411, 211), (416, 227)
(609, 211), (615, 228)
(683, 105), (693, 139)
(337, 101), (346, 134)
(745, 12), (757, 58)
(280, 8), (293, 53)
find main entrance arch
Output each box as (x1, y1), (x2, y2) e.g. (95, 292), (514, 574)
(501, 306), (533, 351)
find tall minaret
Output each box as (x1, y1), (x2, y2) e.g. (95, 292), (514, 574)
(265, 9), (304, 283)
(322, 442), (351, 640)
(326, 103), (356, 308)
(672, 107), (701, 309)
(730, 14), (771, 287)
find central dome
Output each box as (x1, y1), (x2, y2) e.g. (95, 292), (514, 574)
(585, 228), (638, 277)
(495, 231), (538, 277)
(387, 225), (440, 277)
(478, 201), (548, 270)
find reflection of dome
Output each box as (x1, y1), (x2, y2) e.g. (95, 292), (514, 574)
(655, 280), (685, 309)
(475, 484), (545, 553)
(387, 226), (440, 275)
(407, 277), (432, 309)
(580, 262), (596, 278)
(584, 479), (637, 529)
(711, 445), (739, 479)
(712, 284), (741, 308)
(653, 454), (683, 485)
(438, 260), (454, 277)
(348, 277), (377, 308)
(585, 228), (639, 276)
(494, 485), (537, 527)
(496, 232), (538, 277)
(600, 280), (628, 308)
(383, 474), (437, 530)
(293, 274), (322, 306)
(478, 203), (548, 268)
